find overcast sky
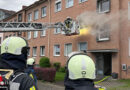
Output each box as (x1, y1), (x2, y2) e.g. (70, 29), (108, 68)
(0, 0), (38, 11)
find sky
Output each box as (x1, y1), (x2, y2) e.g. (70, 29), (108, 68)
(0, 0), (38, 11)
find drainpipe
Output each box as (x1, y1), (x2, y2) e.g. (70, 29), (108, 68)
(48, 0), (51, 57)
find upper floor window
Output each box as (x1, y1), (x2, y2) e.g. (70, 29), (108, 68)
(97, 24), (110, 41)
(128, 2), (130, 20)
(34, 10), (39, 20)
(28, 13), (32, 22)
(55, 0), (62, 12)
(64, 43), (72, 56)
(54, 28), (61, 34)
(79, 0), (87, 3)
(66, 0), (74, 8)
(33, 47), (37, 56)
(97, 0), (110, 13)
(41, 6), (47, 17)
(18, 13), (22, 22)
(78, 42), (87, 52)
(54, 45), (60, 56)
(40, 46), (45, 56)
(27, 31), (31, 39)
(41, 29), (46, 36)
(34, 31), (38, 38)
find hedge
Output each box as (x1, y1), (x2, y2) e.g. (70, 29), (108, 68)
(34, 68), (56, 82)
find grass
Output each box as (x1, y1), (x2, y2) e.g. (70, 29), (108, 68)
(107, 79), (130, 90)
(55, 72), (66, 81)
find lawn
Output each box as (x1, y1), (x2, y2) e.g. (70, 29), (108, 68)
(107, 79), (130, 90)
(55, 72), (66, 81)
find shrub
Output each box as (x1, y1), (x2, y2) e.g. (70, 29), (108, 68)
(35, 68), (56, 82)
(59, 67), (65, 72)
(53, 62), (61, 71)
(39, 57), (51, 68)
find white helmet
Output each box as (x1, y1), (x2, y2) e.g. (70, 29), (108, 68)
(67, 51), (96, 80)
(27, 58), (35, 65)
(1, 36), (29, 55)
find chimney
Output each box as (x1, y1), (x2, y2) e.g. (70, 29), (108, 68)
(22, 6), (27, 9)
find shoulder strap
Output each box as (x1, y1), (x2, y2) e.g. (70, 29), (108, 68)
(11, 73), (25, 82)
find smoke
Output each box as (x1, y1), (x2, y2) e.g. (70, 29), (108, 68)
(76, 11), (127, 36)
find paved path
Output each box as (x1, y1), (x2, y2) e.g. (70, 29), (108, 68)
(38, 81), (65, 90)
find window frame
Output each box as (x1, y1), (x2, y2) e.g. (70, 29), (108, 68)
(40, 46), (45, 56)
(54, 44), (60, 56)
(97, 0), (110, 13)
(27, 31), (31, 40)
(64, 43), (72, 56)
(78, 42), (87, 52)
(33, 31), (38, 38)
(41, 29), (46, 36)
(34, 10), (39, 20)
(41, 6), (47, 17)
(79, 0), (87, 3)
(55, 0), (62, 12)
(33, 47), (37, 56)
(27, 13), (32, 22)
(66, 0), (74, 8)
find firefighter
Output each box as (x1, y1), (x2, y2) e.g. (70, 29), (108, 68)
(25, 58), (37, 84)
(0, 36), (38, 90)
(64, 51), (98, 90)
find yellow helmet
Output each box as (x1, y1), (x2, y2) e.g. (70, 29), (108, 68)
(67, 52), (96, 80)
(1, 36), (28, 55)
(27, 58), (35, 65)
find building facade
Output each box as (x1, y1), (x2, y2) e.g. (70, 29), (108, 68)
(2, 0), (130, 79)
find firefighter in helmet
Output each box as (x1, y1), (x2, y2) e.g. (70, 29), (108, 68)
(64, 51), (98, 90)
(0, 36), (38, 90)
(25, 58), (37, 84)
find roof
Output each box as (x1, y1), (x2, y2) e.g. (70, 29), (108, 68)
(87, 49), (118, 53)
(0, 8), (15, 15)
(2, 0), (47, 21)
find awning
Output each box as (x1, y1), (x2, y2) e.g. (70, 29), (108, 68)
(87, 49), (118, 53)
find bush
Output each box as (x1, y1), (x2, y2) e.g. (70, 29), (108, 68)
(35, 68), (56, 82)
(59, 67), (65, 72)
(53, 62), (61, 71)
(39, 57), (51, 68)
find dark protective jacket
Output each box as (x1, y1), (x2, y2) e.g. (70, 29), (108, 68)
(0, 53), (38, 90)
(64, 71), (98, 90)
(25, 65), (37, 84)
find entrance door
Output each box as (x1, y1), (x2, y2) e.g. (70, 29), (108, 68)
(95, 53), (112, 76)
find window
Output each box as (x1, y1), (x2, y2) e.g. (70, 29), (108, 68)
(34, 31), (38, 38)
(34, 10), (39, 20)
(41, 7), (47, 17)
(40, 46), (45, 56)
(66, 0), (74, 8)
(65, 43), (72, 56)
(79, 0), (87, 3)
(54, 28), (61, 34)
(129, 38), (130, 56)
(97, 0), (110, 13)
(41, 29), (46, 36)
(33, 47), (37, 56)
(28, 48), (30, 56)
(18, 13), (22, 22)
(28, 13), (32, 22)
(27, 31), (31, 39)
(97, 24), (110, 41)
(78, 42), (87, 52)
(55, 0), (62, 12)
(54, 45), (60, 56)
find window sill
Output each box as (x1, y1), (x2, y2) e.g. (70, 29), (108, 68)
(55, 10), (61, 13)
(54, 55), (60, 57)
(97, 38), (110, 42)
(66, 5), (73, 9)
(40, 55), (45, 57)
(41, 15), (46, 18)
(33, 55), (37, 57)
(98, 10), (110, 14)
(41, 35), (46, 37)
(79, 0), (88, 4)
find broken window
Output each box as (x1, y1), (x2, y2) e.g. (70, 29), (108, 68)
(97, 24), (110, 41)
(97, 0), (110, 13)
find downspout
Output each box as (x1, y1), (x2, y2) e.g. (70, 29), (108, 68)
(118, 0), (122, 78)
(48, 0), (51, 57)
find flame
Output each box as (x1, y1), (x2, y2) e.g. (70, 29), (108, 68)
(79, 27), (91, 35)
